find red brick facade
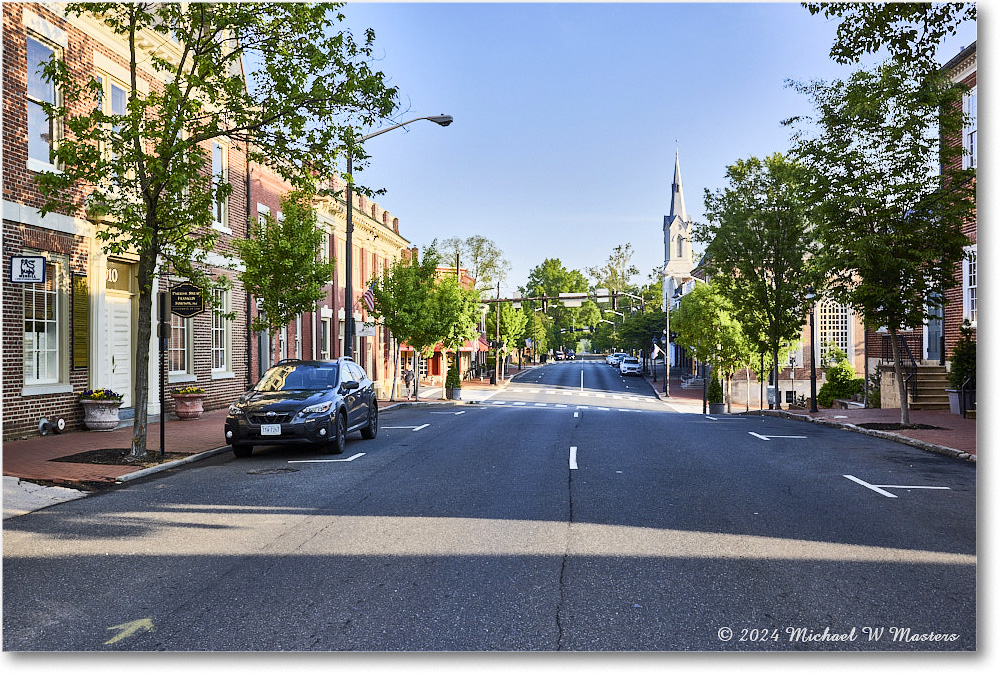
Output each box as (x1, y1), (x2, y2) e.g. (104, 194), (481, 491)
(3, 3), (249, 438)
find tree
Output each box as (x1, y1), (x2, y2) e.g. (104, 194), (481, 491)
(367, 244), (441, 401)
(34, 3), (398, 457)
(487, 302), (529, 356)
(430, 274), (482, 399)
(235, 190), (335, 344)
(699, 153), (817, 409)
(521, 258), (589, 351)
(441, 235), (511, 296)
(803, 2), (976, 74)
(788, 59), (974, 423)
(669, 282), (759, 411)
(586, 244), (640, 296)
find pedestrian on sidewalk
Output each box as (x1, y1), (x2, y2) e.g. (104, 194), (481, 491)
(403, 367), (415, 400)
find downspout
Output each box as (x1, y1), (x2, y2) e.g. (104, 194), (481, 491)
(245, 140), (253, 388)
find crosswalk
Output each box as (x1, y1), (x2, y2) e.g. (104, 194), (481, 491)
(482, 400), (653, 412)
(501, 387), (650, 402)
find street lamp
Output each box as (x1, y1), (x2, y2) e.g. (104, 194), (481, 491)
(805, 286), (818, 412)
(343, 114), (453, 358)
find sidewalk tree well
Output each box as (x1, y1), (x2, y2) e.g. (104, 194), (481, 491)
(787, 59), (975, 424)
(699, 153), (818, 409)
(235, 190), (335, 351)
(33, 3), (398, 458)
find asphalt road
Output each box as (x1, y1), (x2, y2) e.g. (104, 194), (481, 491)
(2, 361), (976, 651)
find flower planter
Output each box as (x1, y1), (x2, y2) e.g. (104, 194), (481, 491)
(171, 393), (206, 420)
(447, 387), (462, 401)
(80, 399), (122, 431)
(708, 402), (727, 415)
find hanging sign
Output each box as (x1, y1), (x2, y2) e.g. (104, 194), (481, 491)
(10, 256), (46, 283)
(170, 282), (205, 318)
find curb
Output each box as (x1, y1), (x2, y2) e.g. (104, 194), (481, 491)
(115, 446), (232, 483)
(749, 409), (976, 463)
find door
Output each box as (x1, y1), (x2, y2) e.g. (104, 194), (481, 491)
(106, 293), (132, 407)
(926, 293), (943, 362)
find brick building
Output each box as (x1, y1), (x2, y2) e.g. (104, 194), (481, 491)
(3, 3), (249, 438)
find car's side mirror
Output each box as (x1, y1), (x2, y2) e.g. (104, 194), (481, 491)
(340, 380), (360, 393)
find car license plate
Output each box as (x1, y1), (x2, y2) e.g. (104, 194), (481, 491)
(260, 424), (281, 436)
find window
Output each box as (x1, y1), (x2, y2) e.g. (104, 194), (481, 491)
(320, 232), (330, 262)
(212, 287), (230, 372)
(320, 318), (331, 359)
(212, 142), (228, 230)
(23, 259), (60, 384)
(963, 87), (977, 170)
(169, 313), (190, 375)
(26, 34), (59, 169)
(963, 245), (977, 325)
(256, 203), (270, 225)
(818, 299), (850, 365)
(677, 235), (684, 258)
(95, 73), (126, 157)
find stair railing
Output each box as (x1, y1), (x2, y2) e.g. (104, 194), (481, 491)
(959, 375), (976, 419)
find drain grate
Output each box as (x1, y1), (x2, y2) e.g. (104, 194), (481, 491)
(246, 467), (299, 475)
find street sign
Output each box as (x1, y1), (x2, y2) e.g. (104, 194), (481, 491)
(356, 323), (377, 337)
(10, 256), (46, 283)
(169, 282), (205, 318)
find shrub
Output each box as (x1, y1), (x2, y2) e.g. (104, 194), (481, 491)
(948, 321), (976, 389)
(816, 349), (864, 407)
(707, 377), (724, 404)
(445, 363), (462, 390)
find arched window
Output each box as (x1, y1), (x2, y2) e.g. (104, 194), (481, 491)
(677, 236), (684, 258)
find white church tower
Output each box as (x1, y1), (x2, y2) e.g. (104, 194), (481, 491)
(662, 150), (693, 311)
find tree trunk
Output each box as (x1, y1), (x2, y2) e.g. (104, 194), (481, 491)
(441, 349), (449, 400)
(390, 339), (399, 402)
(129, 243), (158, 459)
(772, 348), (782, 410)
(413, 352), (420, 400)
(889, 328), (910, 425)
(745, 367), (750, 412)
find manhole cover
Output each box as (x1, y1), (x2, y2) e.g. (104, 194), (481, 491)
(246, 467), (299, 475)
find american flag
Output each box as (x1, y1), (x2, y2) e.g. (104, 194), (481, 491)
(362, 284), (375, 312)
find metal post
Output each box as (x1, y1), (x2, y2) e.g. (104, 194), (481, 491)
(344, 152), (354, 359)
(158, 290), (167, 458)
(809, 308), (818, 412)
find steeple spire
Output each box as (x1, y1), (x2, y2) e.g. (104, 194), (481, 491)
(669, 149), (687, 222)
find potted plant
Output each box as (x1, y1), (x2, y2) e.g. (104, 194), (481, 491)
(707, 377), (726, 414)
(171, 386), (207, 420)
(79, 388), (124, 431)
(445, 364), (462, 401)
(946, 321), (976, 414)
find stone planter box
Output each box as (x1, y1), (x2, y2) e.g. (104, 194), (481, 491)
(447, 387), (462, 401)
(946, 389), (974, 415)
(708, 402), (727, 415)
(171, 393), (206, 420)
(80, 399), (122, 431)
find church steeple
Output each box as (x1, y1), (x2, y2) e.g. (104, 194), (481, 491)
(669, 149), (687, 222)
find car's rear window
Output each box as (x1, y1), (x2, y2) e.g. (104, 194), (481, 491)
(255, 364), (339, 392)
(624, 357), (639, 363)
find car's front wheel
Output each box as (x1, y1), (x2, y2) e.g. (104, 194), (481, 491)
(361, 402), (378, 439)
(327, 412), (346, 455)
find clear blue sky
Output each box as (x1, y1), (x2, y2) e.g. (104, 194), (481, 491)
(339, 1), (978, 297)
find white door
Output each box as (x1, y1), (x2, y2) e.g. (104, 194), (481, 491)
(106, 293), (132, 407)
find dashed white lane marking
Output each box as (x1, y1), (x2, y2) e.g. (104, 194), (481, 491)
(290, 453), (365, 463)
(569, 446), (578, 470)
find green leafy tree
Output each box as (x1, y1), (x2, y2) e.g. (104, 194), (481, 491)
(443, 235), (511, 296)
(788, 59), (974, 423)
(487, 302), (529, 355)
(586, 244), (640, 296)
(368, 245), (442, 400)
(34, 2), (397, 457)
(521, 258), (589, 351)
(431, 274), (482, 398)
(699, 153), (817, 409)
(235, 190), (334, 345)
(803, 2), (976, 74)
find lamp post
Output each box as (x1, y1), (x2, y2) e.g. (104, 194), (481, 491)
(805, 287), (818, 412)
(344, 114), (453, 359)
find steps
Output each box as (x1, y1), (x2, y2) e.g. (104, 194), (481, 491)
(909, 365), (951, 410)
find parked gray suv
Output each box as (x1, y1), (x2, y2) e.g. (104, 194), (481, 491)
(224, 357), (378, 457)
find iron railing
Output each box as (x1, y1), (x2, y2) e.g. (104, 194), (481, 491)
(881, 334), (919, 402)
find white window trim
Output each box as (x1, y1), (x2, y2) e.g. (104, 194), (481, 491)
(211, 142), (231, 233)
(25, 31), (62, 172)
(963, 86), (977, 170)
(21, 251), (69, 388)
(211, 287), (234, 378)
(962, 244), (977, 327)
(167, 312), (193, 379)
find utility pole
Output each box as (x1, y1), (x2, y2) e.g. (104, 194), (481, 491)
(495, 281), (501, 385)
